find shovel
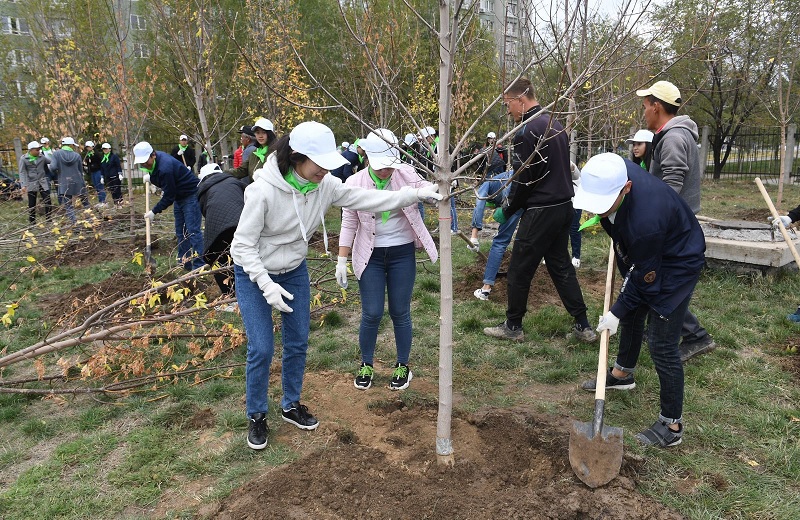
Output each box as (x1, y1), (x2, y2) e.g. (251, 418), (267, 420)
(144, 180), (157, 274)
(569, 242), (623, 488)
(754, 177), (800, 268)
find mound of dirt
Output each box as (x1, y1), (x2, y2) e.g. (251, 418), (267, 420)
(208, 373), (683, 520)
(41, 238), (138, 268)
(38, 272), (149, 324)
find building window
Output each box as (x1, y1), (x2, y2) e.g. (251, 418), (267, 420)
(52, 20), (72, 39)
(506, 19), (517, 37)
(130, 14), (146, 31)
(507, 0), (518, 17)
(1, 16), (31, 35)
(479, 0), (493, 13)
(481, 19), (493, 32)
(7, 49), (31, 66)
(132, 42), (150, 58)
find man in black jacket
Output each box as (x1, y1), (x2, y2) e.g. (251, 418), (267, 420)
(483, 77), (595, 343)
(171, 134), (197, 172)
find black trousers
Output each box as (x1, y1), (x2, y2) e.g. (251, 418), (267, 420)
(27, 189), (53, 223)
(506, 201), (588, 327)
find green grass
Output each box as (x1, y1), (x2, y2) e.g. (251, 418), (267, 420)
(1, 180), (800, 518)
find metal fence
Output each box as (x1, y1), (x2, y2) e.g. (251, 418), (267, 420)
(701, 126), (800, 181)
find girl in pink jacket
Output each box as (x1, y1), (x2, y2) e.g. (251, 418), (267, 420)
(337, 129), (438, 391)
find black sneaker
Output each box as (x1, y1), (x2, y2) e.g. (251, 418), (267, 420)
(354, 363), (374, 390)
(567, 323), (598, 343)
(581, 368), (636, 392)
(389, 363), (413, 391)
(679, 336), (716, 362)
(247, 413), (269, 450)
(483, 321), (524, 341)
(635, 421), (683, 448)
(281, 402), (319, 430)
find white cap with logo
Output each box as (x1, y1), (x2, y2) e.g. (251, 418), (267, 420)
(626, 130), (654, 144)
(198, 162), (223, 182)
(101, 142), (111, 149)
(252, 117), (274, 132)
(288, 121), (349, 170)
(179, 134), (188, 140)
(85, 140), (94, 147)
(28, 141), (42, 150)
(133, 141), (155, 164)
(61, 137), (76, 146)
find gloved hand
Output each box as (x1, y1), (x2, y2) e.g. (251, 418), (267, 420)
(142, 174), (151, 184)
(492, 206), (507, 224)
(118, 173), (123, 180)
(177, 149), (184, 156)
(262, 281), (294, 313)
(99, 176), (104, 184)
(596, 312), (620, 336)
(769, 215), (792, 228)
(416, 185), (443, 201)
(335, 256), (349, 289)
(144, 210), (155, 221)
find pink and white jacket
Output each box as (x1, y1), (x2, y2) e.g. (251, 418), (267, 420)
(340, 164), (438, 279)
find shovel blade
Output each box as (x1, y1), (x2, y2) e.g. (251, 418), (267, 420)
(569, 419), (623, 488)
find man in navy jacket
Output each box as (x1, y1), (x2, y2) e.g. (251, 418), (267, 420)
(574, 153), (706, 448)
(134, 141), (205, 271)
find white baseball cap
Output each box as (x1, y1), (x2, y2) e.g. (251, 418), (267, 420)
(85, 140), (94, 147)
(133, 141), (155, 164)
(288, 121), (349, 171)
(403, 133), (417, 146)
(636, 80), (682, 106)
(179, 134), (188, 140)
(40, 137), (50, 144)
(28, 141), (42, 150)
(341, 141), (350, 149)
(626, 129), (654, 144)
(419, 126), (436, 138)
(101, 142), (111, 149)
(198, 162), (223, 182)
(572, 153), (629, 215)
(252, 117), (274, 132)
(487, 131), (497, 139)
(360, 129), (401, 171)
(61, 137), (76, 146)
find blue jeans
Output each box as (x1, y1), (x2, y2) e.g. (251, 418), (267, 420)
(570, 209), (582, 259)
(357, 242), (416, 366)
(235, 262), (311, 417)
(450, 195), (459, 232)
(91, 170), (106, 203)
(470, 171), (512, 231)
(614, 290), (696, 423)
(483, 209), (522, 286)
(173, 195), (205, 270)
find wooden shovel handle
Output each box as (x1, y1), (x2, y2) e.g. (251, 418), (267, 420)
(595, 243), (617, 403)
(754, 177), (800, 268)
(145, 181), (152, 248)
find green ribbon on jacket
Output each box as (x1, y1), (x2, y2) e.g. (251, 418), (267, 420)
(284, 169), (318, 194)
(369, 167), (392, 224)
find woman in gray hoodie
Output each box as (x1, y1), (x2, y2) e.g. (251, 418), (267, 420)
(49, 137), (89, 223)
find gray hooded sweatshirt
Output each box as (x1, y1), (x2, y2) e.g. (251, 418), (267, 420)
(49, 148), (86, 196)
(650, 115), (702, 214)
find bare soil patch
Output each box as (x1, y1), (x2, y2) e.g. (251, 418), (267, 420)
(208, 372), (683, 520)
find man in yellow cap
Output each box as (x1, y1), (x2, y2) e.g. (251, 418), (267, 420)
(637, 80), (715, 362)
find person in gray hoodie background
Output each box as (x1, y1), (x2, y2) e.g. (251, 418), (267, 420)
(18, 140), (53, 224)
(637, 80), (715, 363)
(49, 137), (89, 224)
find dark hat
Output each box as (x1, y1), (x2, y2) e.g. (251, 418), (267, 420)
(239, 125), (256, 138)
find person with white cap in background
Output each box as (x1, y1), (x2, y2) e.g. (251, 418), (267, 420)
(337, 129), (438, 392)
(230, 121), (442, 450)
(171, 134), (197, 172)
(83, 140), (105, 206)
(419, 125), (460, 234)
(18, 140), (53, 224)
(49, 137), (90, 223)
(574, 152), (706, 448)
(99, 143), (124, 205)
(627, 129), (655, 171)
(197, 162), (249, 311)
(225, 117), (276, 181)
(637, 79), (715, 362)
(133, 141), (205, 271)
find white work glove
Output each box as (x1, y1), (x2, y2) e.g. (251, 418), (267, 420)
(118, 173), (123, 180)
(99, 176), (104, 184)
(144, 210), (155, 221)
(769, 215), (792, 228)
(596, 312), (620, 336)
(262, 280), (294, 313)
(142, 174), (151, 184)
(335, 256), (349, 289)
(417, 184), (443, 201)
(177, 149), (184, 156)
